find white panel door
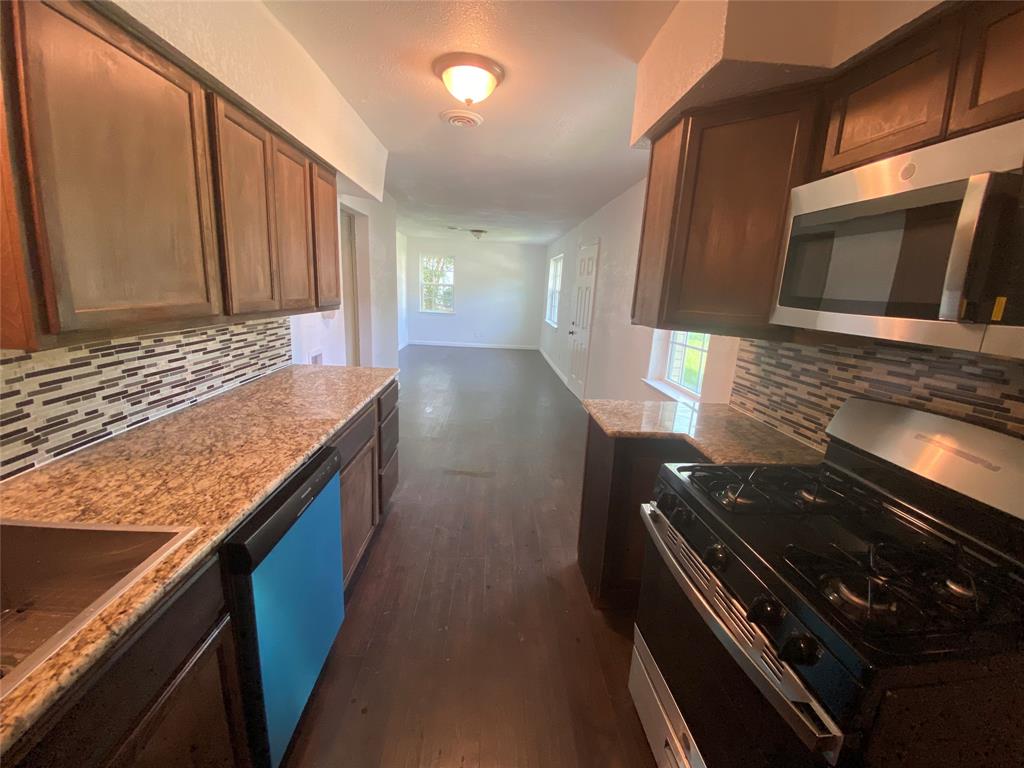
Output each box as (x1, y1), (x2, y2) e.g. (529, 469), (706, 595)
(567, 241), (599, 399)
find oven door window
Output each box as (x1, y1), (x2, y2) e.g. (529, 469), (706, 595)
(779, 193), (964, 320)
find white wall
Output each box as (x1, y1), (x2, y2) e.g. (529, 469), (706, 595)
(405, 237), (547, 349)
(113, 0), (387, 199)
(540, 180), (660, 401)
(290, 309), (346, 365)
(540, 179), (737, 403)
(396, 232), (409, 351)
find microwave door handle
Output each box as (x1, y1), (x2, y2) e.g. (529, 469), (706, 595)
(939, 172), (1001, 321)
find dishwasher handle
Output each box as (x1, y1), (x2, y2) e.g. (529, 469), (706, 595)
(222, 446), (341, 572)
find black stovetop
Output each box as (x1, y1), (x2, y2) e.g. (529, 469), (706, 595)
(659, 460), (1024, 663)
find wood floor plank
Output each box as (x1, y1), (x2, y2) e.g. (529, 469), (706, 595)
(287, 346), (656, 768)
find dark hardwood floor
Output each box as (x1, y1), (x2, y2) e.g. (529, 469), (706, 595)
(287, 345), (655, 768)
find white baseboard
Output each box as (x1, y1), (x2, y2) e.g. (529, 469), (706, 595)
(407, 340), (539, 351)
(539, 346), (571, 387)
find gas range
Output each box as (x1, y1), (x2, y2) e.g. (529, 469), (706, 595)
(657, 462), (1024, 666)
(630, 399), (1024, 767)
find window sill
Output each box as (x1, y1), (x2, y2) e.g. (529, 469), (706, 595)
(544, 319), (558, 329)
(642, 377), (700, 405)
(419, 309), (454, 315)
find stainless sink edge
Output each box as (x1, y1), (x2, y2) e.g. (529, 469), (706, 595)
(0, 521), (198, 699)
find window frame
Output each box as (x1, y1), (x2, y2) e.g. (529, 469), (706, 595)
(545, 254), (563, 327)
(419, 253), (455, 314)
(664, 331), (709, 396)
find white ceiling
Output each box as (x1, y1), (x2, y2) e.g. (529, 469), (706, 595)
(265, 1), (676, 244)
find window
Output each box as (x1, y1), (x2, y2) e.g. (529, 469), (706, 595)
(545, 255), (563, 326)
(420, 254), (454, 313)
(665, 331), (709, 395)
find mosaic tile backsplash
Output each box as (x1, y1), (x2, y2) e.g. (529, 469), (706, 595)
(0, 318), (292, 480)
(730, 338), (1024, 450)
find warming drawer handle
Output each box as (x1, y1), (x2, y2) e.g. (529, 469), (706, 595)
(640, 504), (845, 765)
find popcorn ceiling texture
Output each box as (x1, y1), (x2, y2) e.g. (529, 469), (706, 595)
(0, 318), (292, 480)
(730, 338), (1024, 450)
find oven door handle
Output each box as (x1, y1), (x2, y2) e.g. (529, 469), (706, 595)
(641, 504), (845, 765)
(939, 171), (1019, 321)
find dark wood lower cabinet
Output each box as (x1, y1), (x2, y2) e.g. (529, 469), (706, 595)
(577, 417), (707, 608)
(341, 438), (377, 586)
(8, 558), (236, 768)
(106, 616), (250, 768)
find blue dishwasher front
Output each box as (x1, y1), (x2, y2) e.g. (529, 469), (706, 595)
(223, 446), (345, 768)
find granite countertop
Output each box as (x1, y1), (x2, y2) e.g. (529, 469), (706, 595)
(0, 364), (398, 754)
(583, 399), (824, 465)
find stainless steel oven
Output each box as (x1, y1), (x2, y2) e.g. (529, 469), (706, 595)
(631, 504), (839, 768)
(771, 119), (1024, 357)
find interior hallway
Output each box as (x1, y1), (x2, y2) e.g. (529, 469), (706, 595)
(287, 345), (655, 768)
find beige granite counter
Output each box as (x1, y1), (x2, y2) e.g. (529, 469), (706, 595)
(583, 399), (823, 465)
(0, 364), (397, 754)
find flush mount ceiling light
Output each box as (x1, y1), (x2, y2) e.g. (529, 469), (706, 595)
(432, 52), (505, 106)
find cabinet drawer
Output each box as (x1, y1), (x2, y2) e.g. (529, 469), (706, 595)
(379, 406), (399, 467)
(378, 380), (399, 420)
(379, 449), (399, 511)
(330, 403), (376, 471)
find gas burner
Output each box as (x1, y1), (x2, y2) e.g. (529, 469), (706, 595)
(944, 576), (976, 600)
(796, 485), (838, 508)
(721, 484), (757, 506)
(823, 575), (898, 613)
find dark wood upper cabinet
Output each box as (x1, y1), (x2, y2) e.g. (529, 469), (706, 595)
(311, 162), (342, 309)
(1, 62), (36, 351)
(632, 119), (686, 328)
(9, 0), (222, 335)
(949, 1), (1024, 135)
(632, 90), (818, 336)
(210, 96), (280, 314)
(821, 17), (959, 173)
(271, 137), (316, 311)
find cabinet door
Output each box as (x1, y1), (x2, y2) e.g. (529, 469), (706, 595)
(632, 119), (686, 327)
(949, 2), (1024, 134)
(311, 163), (342, 308)
(211, 96), (280, 314)
(1, 59), (36, 350)
(821, 18), (959, 173)
(271, 137), (316, 310)
(646, 91), (818, 335)
(107, 616), (250, 768)
(11, 0), (221, 333)
(341, 438), (377, 585)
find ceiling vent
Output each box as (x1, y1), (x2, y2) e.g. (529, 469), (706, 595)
(440, 108), (483, 128)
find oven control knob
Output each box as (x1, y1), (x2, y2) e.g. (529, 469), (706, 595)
(746, 597), (784, 627)
(655, 491), (679, 516)
(780, 634), (820, 666)
(703, 543), (728, 571)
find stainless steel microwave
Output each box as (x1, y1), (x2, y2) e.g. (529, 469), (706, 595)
(771, 120), (1024, 358)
